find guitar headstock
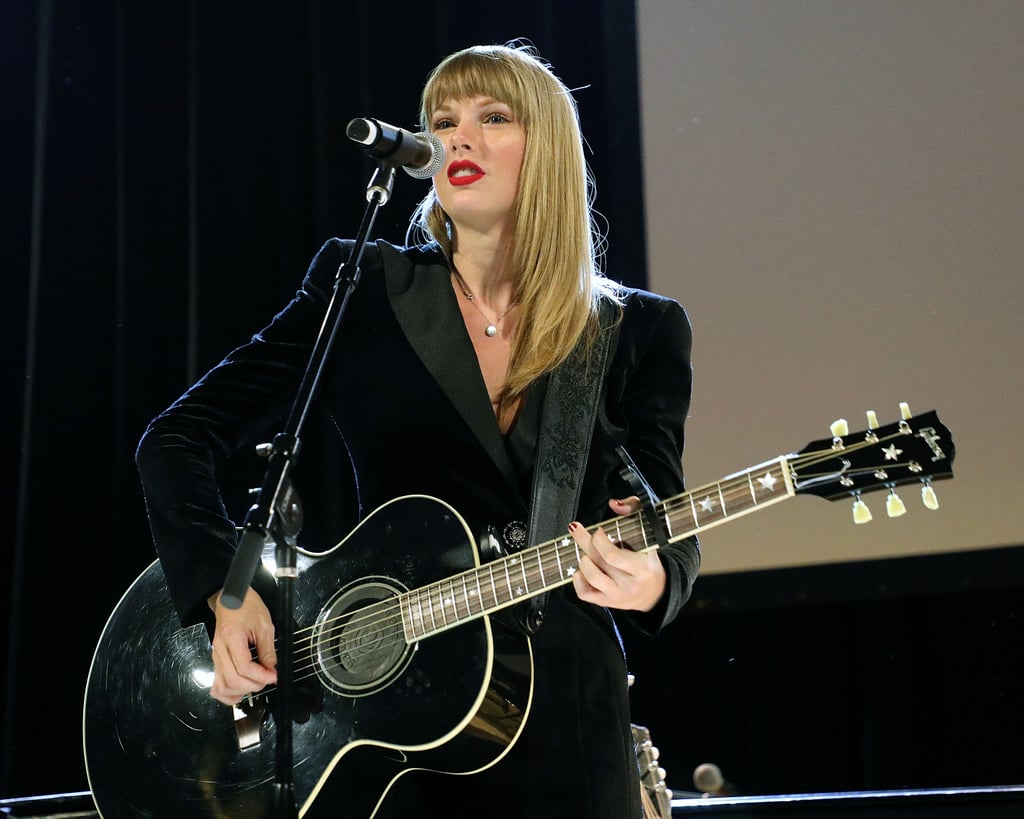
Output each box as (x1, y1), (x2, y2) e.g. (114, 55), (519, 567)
(791, 403), (955, 523)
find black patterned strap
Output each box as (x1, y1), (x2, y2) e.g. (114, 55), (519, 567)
(514, 298), (620, 634)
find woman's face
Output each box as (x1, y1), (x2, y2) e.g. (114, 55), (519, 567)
(429, 95), (526, 237)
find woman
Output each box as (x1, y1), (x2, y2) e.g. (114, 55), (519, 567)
(136, 43), (699, 818)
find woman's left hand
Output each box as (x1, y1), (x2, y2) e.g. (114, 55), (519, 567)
(569, 496), (667, 612)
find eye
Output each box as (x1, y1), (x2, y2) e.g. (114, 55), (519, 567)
(483, 111), (512, 125)
(432, 117), (455, 131)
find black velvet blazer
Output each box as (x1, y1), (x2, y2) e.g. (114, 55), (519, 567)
(137, 238), (699, 635)
(135, 238), (700, 818)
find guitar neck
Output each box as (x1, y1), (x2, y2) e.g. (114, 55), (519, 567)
(400, 456), (795, 642)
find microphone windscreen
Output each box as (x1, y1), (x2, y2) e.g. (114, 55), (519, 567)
(404, 131), (445, 179)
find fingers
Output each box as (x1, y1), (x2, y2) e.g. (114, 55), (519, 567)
(568, 520), (666, 612)
(569, 522), (632, 587)
(608, 495), (642, 516)
(570, 496), (643, 595)
(209, 589), (278, 706)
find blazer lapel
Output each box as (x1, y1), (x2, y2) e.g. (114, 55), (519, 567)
(381, 242), (522, 495)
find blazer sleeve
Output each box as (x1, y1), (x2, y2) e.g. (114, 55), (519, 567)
(135, 238), (350, 628)
(601, 290), (701, 636)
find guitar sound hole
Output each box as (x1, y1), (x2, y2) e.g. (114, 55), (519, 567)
(313, 579), (413, 697)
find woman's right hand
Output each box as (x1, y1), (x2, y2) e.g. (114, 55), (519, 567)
(208, 588), (279, 706)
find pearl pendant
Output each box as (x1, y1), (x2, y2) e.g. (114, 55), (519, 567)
(485, 324), (498, 337)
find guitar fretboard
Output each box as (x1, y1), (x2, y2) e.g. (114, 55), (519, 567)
(400, 456), (794, 642)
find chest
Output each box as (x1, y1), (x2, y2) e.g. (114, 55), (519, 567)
(455, 301), (522, 433)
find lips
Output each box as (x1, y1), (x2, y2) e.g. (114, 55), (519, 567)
(447, 159), (485, 186)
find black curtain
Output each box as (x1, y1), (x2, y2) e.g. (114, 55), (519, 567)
(2, 0), (649, 797)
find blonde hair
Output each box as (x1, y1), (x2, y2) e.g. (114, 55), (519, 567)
(410, 44), (620, 407)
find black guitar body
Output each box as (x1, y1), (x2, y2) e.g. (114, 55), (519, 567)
(83, 496), (533, 819)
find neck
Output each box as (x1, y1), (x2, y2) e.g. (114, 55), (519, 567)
(450, 231), (516, 307)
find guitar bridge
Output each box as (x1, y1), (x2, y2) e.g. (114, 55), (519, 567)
(232, 698), (267, 750)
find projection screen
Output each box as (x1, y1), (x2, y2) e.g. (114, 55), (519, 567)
(636, 0), (1024, 574)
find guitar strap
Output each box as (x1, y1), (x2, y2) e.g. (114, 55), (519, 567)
(512, 296), (620, 635)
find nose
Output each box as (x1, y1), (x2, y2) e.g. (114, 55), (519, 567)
(448, 121), (476, 153)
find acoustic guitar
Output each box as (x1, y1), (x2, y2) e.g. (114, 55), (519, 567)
(83, 406), (953, 818)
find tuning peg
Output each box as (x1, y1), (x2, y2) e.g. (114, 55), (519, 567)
(866, 410), (879, 429)
(852, 493), (873, 524)
(830, 418), (849, 437)
(886, 489), (907, 517)
(899, 402), (912, 420)
(921, 481), (940, 510)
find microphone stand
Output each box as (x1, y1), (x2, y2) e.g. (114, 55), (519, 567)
(220, 159), (402, 818)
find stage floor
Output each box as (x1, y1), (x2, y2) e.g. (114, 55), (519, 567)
(2, 786), (1023, 817)
(670, 785), (1024, 817)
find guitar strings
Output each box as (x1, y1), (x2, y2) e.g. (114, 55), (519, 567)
(261, 541), (587, 692)
(254, 431), (911, 695)
(249, 541), (577, 690)
(274, 493), (671, 688)
(283, 437), (884, 684)
(293, 540), (581, 657)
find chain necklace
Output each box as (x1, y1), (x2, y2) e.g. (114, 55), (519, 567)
(450, 265), (517, 338)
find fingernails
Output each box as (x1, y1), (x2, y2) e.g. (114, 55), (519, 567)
(568, 522), (580, 533)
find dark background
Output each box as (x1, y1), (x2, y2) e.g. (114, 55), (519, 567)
(3, 0), (1021, 805)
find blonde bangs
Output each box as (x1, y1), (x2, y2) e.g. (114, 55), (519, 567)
(419, 47), (538, 130)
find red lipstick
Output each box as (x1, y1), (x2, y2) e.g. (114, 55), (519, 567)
(448, 159), (485, 186)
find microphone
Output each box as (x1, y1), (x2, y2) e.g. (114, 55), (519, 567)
(346, 117), (445, 179)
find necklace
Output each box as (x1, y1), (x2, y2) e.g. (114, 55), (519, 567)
(451, 266), (517, 338)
